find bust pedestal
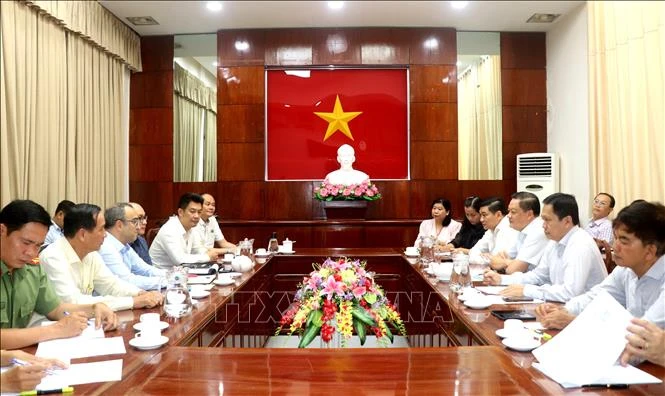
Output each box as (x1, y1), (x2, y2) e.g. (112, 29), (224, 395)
(322, 201), (368, 220)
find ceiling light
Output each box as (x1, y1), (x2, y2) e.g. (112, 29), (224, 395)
(450, 1), (469, 10)
(423, 38), (439, 50)
(206, 1), (223, 12)
(328, 1), (344, 10)
(234, 40), (250, 51)
(526, 13), (561, 23)
(126, 16), (159, 26)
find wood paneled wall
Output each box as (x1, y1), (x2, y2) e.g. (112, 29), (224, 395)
(129, 29), (546, 229)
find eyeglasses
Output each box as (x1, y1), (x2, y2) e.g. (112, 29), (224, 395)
(137, 215), (148, 223)
(124, 217), (141, 226)
(593, 199), (609, 206)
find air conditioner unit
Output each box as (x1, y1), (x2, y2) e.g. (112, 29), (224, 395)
(516, 153), (559, 204)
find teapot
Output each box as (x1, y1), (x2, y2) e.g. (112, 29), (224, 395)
(232, 255), (254, 273)
(238, 238), (254, 257)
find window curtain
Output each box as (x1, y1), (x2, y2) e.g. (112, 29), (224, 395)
(457, 55), (502, 180)
(173, 63), (217, 182)
(588, 1), (665, 207)
(1, 1), (139, 211)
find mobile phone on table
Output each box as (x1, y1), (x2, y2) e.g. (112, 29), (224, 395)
(502, 296), (534, 302)
(491, 310), (537, 321)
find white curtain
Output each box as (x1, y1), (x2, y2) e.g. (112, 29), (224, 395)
(1, 1), (128, 210)
(458, 55), (502, 180)
(589, 1), (665, 206)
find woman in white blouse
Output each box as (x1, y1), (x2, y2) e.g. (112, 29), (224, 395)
(414, 198), (462, 247)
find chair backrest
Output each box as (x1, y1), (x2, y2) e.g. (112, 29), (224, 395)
(146, 227), (160, 246)
(599, 240), (616, 274)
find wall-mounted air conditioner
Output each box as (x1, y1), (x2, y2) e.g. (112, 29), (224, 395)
(516, 153), (559, 204)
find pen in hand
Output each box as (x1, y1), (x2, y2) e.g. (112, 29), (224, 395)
(10, 358), (56, 375)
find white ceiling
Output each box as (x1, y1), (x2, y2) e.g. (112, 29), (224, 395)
(99, 1), (584, 36)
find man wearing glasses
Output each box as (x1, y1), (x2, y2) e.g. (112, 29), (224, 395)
(129, 202), (152, 264)
(584, 193), (615, 246)
(99, 203), (166, 291)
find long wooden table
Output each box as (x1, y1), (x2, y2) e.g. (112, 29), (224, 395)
(34, 248), (663, 395)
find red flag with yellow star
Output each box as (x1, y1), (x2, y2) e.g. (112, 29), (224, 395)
(266, 68), (408, 180)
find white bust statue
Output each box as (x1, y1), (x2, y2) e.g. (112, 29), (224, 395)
(324, 144), (370, 186)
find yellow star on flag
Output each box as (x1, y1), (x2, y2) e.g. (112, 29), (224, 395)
(314, 95), (362, 141)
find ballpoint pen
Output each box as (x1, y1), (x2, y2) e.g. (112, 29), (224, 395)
(581, 384), (629, 389)
(10, 358), (56, 375)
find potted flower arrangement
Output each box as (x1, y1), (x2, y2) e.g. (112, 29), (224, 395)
(275, 257), (406, 348)
(314, 179), (381, 201)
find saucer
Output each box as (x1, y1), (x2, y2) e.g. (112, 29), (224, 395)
(495, 329), (515, 339)
(463, 299), (492, 309)
(129, 335), (169, 350)
(214, 277), (235, 286)
(279, 250), (295, 254)
(133, 321), (169, 332)
(225, 272), (242, 278)
(404, 251), (419, 257)
(190, 290), (211, 299)
(502, 337), (541, 352)
(254, 253), (271, 257)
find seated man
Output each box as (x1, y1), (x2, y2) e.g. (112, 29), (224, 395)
(0, 349), (67, 392)
(0, 200), (117, 350)
(536, 200), (665, 333)
(468, 197), (519, 264)
(99, 203), (165, 291)
(484, 193), (608, 302)
(150, 193), (224, 269)
(42, 199), (75, 247)
(584, 192), (615, 247)
(487, 191), (549, 274)
(194, 193), (236, 254)
(128, 202), (152, 265)
(40, 203), (163, 312)
(324, 144), (369, 186)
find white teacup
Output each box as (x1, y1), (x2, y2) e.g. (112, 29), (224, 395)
(140, 313), (160, 323)
(223, 253), (234, 262)
(256, 248), (267, 255)
(405, 247), (418, 255)
(433, 262), (453, 279)
(135, 323), (161, 341)
(217, 274), (233, 283)
(503, 319), (527, 337)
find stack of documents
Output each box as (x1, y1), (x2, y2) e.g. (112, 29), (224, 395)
(531, 292), (662, 388)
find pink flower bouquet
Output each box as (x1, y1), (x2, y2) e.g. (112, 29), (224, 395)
(314, 179), (382, 201)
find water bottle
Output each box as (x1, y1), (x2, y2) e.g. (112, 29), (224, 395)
(164, 266), (192, 318)
(451, 253), (471, 294)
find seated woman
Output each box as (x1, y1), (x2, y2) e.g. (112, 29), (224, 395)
(414, 198), (461, 248)
(444, 196), (485, 252)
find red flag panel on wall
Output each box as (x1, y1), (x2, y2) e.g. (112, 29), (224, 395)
(266, 68), (409, 181)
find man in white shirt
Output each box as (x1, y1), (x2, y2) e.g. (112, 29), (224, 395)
(99, 203), (165, 291)
(42, 200), (75, 247)
(150, 193), (224, 269)
(584, 192), (615, 246)
(536, 200), (665, 340)
(40, 204), (163, 311)
(484, 193), (608, 302)
(194, 193), (236, 254)
(469, 197), (519, 264)
(487, 192), (549, 274)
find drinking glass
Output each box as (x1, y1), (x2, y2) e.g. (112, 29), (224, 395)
(450, 254), (471, 294)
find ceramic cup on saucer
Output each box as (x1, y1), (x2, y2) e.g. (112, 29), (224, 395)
(140, 312), (160, 323)
(255, 248), (267, 256)
(223, 253), (234, 262)
(135, 323), (162, 341)
(503, 319), (529, 338)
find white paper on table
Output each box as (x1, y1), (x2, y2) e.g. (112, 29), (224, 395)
(533, 362), (662, 389)
(476, 286), (506, 295)
(40, 319), (105, 339)
(187, 274), (216, 284)
(36, 359), (123, 390)
(36, 336), (126, 360)
(531, 291), (662, 387)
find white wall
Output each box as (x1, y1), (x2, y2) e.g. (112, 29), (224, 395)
(546, 3), (592, 224)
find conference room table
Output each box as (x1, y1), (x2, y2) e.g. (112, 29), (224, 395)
(28, 248), (664, 395)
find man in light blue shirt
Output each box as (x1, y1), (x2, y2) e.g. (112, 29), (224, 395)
(43, 200), (75, 247)
(99, 203), (165, 291)
(536, 200), (665, 332)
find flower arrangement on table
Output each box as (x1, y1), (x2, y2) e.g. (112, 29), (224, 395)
(314, 179), (382, 201)
(276, 257), (406, 348)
